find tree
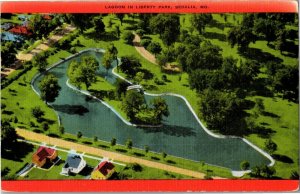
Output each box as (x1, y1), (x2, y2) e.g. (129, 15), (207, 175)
(115, 79), (130, 99)
(273, 66), (298, 101)
(261, 165), (276, 178)
(33, 54), (48, 72)
(77, 131), (82, 139)
(151, 97), (169, 122)
(1, 42), (17, 67)
(254, 98), (265, 114)
(1, 119), (18, 150)
(68, 56), (99, 89)
(31, 106), (45, 120)
(59, 126), (65, 135)
(199, 89), (245, 135)
(240, 160), (250, 170)
(190, 14), (213, 34)
(251, 166), (261, 177)
(122, 31), (134, 44)
(119, 56), (141, 78)
(65, 14), (95, 33)
(162, 151), (167, 158)
(227, 26), (256, 49)
(29, 14), (51, 39)
(94, 136), (98, 142)
(264, 139), (277, 154)
(186, 41), (223, 72)
(189, 69), (222, 92)
(113, 25), (121, 38)
(107, 43), (119, 67)
(290, 171), (299, 180)
(134, 72), (144, 84)
(42, 122), (49, 131)
(122, 90), (145, 121)
(102, 51), (113, 75)
(111, 137), (116, 146)
(116, 14), (125, 25)
(147, 42), (162, 56)
(144, 145), (149, 154)
(126, 139), (133, 149)
(149, 14), (180, 46)
(39, 74), (61, 103)
(93, 16), (105, 35)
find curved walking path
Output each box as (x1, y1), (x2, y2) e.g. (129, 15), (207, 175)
(16, 128), (224, 179)
(132, 33), (181, 72)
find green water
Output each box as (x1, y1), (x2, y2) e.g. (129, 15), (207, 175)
(33, 50), (271, 170)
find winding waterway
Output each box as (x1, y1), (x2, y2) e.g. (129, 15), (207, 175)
(32, 49), (272, 170)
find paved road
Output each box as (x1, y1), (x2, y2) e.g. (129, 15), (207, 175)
(16, 128), (224, 179)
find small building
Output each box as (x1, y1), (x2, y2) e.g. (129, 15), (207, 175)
(61, 153), (86, 175)
(1, 23), (12, 31)
(32, 146), (58, 167)
(91, 161), (115, 180)
(9, 25), (32, 36)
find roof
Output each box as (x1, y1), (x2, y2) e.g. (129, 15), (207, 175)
(42, 14), (53, 20)
(1, 32), (23, 42)
(95, 161), (115, 176)
(35, 146), (56, 162)
(64, 154), (83, 169)
(9, 26), (32, 35)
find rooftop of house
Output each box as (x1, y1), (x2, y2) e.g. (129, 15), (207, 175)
(35, 146), (56, 162)
(95, 161), (115, 176)
(64, 154), (83, 169)
(9, 25), (32, 35)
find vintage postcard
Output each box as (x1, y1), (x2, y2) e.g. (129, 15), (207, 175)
(0, 0), (299, 192)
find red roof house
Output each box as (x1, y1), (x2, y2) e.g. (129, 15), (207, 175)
(32, 146), (58, 167)
(91, 161), (115, 180)
(9, 26), (32, 36)
(42, 14), (53, 20)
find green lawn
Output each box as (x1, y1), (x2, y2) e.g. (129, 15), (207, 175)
(246, 96), (299, 179)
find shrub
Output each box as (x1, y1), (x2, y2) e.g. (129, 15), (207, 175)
(77, 131), (83, 139)
(126, 139), (133, 149)
(70, 47), (77, 54)
(31, 106), (45, 120)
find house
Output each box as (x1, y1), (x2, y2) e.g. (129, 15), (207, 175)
(32, 146), (58, 167)
(61, 153), (86, 175)
(91, 161), (115, 180)
(9, 25), (32, 36)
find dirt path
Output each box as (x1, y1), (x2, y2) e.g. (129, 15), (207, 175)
(16, 128), (224, 179)
(132, 33), (181, 72)
(1, 25), (76, 77)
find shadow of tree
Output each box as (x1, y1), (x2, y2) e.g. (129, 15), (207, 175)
(239, 47), (283, 64)
(84, 31), (119, 42)
(79, 165), (94, 176)
(203, 31), (227, 42)
(262, 111), (280, 118)
(272, 154), (294, 164)
(52, 104), (89, 115)
(123, 19), (138, 25)
(140, 124), (196, 137)
(2, 141), (34, 162)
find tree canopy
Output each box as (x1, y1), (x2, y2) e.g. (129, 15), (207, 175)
(39, 74), (61, 103)
(120, 56), (142, 78)
(149, 14), (180, 46)
(1, 119), (18, 150)
(190, 14), (213, 34)
(68, 56), (99, 89)
(1, 42), (17, 67)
